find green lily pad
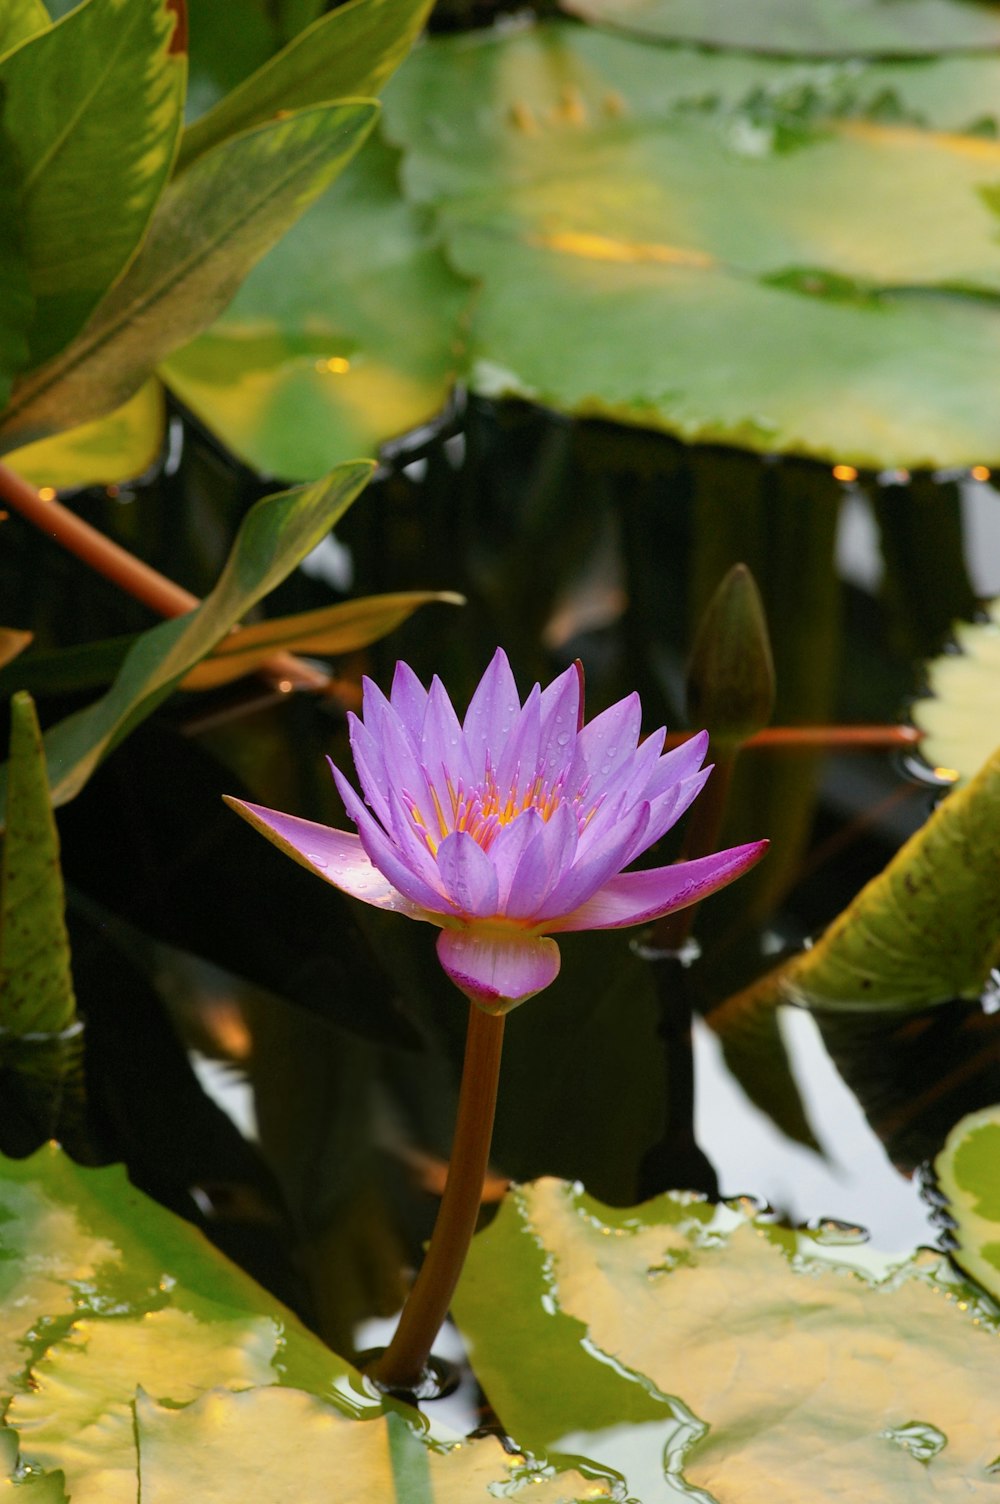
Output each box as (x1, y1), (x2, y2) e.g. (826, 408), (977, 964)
(164, 133), (469, 480)
(0, 694), (76, 1036)
(454, 1178), (1000, 1501)
(383, 22), (1000, 468)
(0, 1146), (606, 1503)
(934, 1105), (1000, 1304)
(911, 598), (1000, 785)
(560, 0), (1000, 57)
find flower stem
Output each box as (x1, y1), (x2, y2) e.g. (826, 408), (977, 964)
(368, 1005), (505, 1394)
(0, 462), (327, 692)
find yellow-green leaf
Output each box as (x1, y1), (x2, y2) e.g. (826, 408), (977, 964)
(0, 0), (186, 370)
(911, 599), (1000, 786)
(179, 0), (432, 170)
(0, 101), (378, 455)
(0, 0), (49, 57)
(180, 589), (464, 690)
(782, 745), (1000, 1009)
(455, 1179), (1000, 1502)
(934, 1105), (1000, 1304)
(4, 381), (165, 490)
(0, 693), (76, 1035)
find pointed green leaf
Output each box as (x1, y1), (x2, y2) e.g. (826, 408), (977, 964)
(561, 0), (1000, 56)
(4, 381), (165, 490)
(179, 0), (432, 170)
(454, 1179), (1000, 1501)
(181, 589), (464, 690)
(0, 461), (373, 823)
(934, 1105), (1000, 1303)
(0, 100), (379, 454)
(911, 597), (1000, 786)
(0, 0), (187, 371)
(163, 133), (469, 479)
(0, 693), (76, 1036)
(0, 0), (49, 58)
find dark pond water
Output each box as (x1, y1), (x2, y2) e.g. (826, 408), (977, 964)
(3, 393), (1000, 1400)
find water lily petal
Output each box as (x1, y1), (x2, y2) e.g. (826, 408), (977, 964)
(490, 808), (543, 907)
(538, 662), (583, 767)
(437, 830), (500, 918)
(422, 675), (474, 806)
(642, 730), (710, 801)
(223, 798), (430, 919)
(571, 692), (642, 790)
(463, 648), (522, 775)
(538, 799), (651, 919)
(639, 767), (712, 856)
(436, 927), (561, 1012)
(347, 716), (392, 827)
(547, 841), (769, 932)
(505, 799), (579, 918)
(495, 681), (542, 798)
(330, 762), (447, 912)
(390, 658), (429, 726)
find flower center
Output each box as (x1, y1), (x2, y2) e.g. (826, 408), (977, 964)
(407, 764), (595, 856)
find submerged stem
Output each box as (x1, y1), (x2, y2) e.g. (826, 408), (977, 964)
(368, 1005), (505, 1395)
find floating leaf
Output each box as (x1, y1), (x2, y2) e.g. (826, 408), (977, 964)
(934, 1104), (1000, 1304)
(911, 599), (1000, 785)
(0, 461), (373, 822)
(0, 0), (186, 370)
(560, 0), (1000, 56)
(454, 1178), (1000, 1502)
(0, 101), (379, 454)
(385, 22), (1000, 468)
(180, 588), (464, 690)
(0, 694), (76, 1036)
(0, 0), (49, 56)
(164, 133), (469, 479)
(4, 381), (165, 491)
(0, 1145), (605, 1503)
(179, 0), (432, 169)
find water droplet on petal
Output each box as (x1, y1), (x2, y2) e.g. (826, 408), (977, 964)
(557, 732), (570, 746)
(306, 853), (329, 869)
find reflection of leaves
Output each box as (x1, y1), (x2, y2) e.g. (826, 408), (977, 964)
(912, 596), (1000, 785)
(455, 1178), (1000, 1503)
(934, 1105), (1000, 1302)
(816, 1000), (1000, 1174)
(0, 694), (76, 1035)
(0, 462), (372, 821)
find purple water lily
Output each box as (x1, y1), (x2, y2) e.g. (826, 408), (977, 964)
(226, 650), (766, 1012)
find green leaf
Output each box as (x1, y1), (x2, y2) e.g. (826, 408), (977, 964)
(934, 1105), (1000, 1304)
(0, 100), (379, 454)
(0, 693), (76, 1036)
(179, 0), (432, 170)
(384, 22), (1000, 468)
(454, 1179), (1000, 1501)
(785, 745), (1000, 1009)
(163, 133), (469, 479)
(0, 116), (34, 411)
(3, 381), (165, 490)
(0, 461), (373, 823)
(0, 0), (187, 370)
(911, 598), (1000, 785)
(560, 0), (1000, 56)
(0, 1145), (605, 1503)
(0, 0), (49, 59)
(180, 588), (464, 690)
